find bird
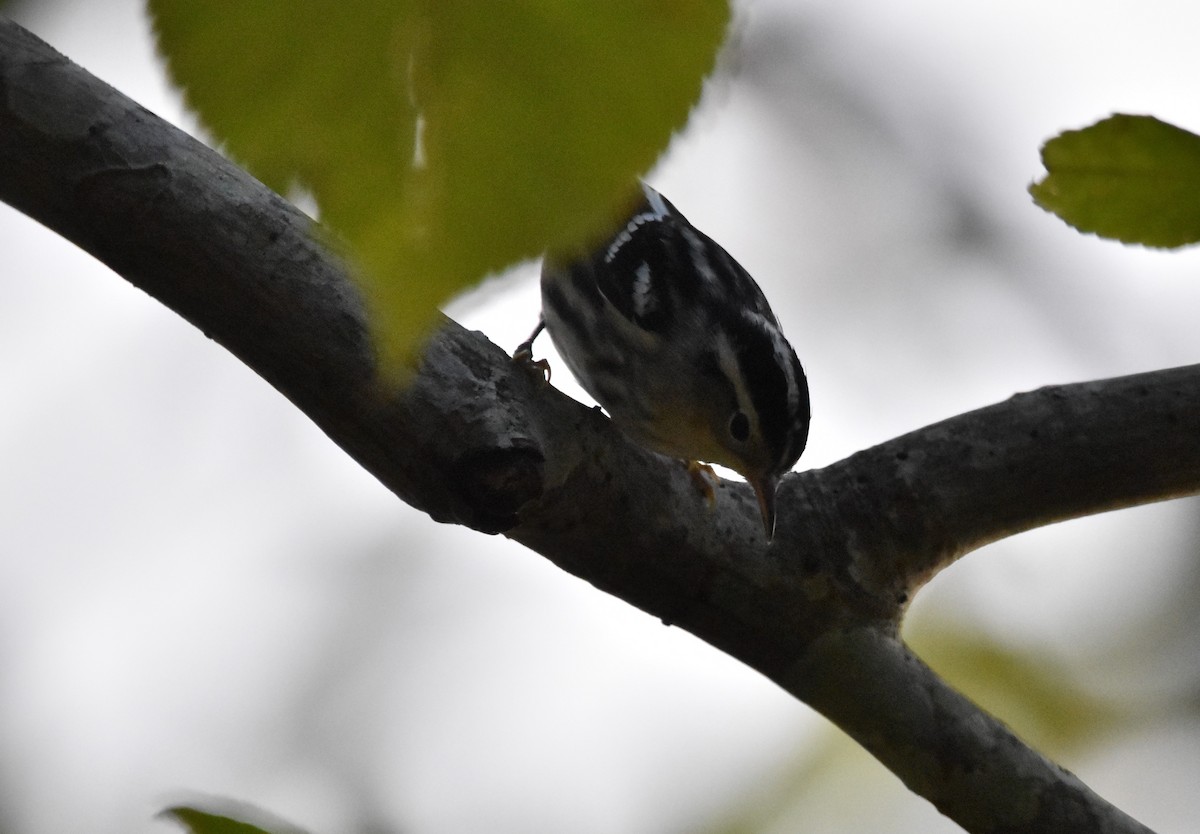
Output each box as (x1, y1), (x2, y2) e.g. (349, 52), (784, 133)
(515, 182), (809, 539)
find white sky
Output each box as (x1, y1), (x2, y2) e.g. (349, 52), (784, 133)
(3, 1), (1200, 833)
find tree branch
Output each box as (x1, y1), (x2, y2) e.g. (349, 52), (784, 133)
(1, 19), (1185, 833)
(826, 368), (1200, 593)
(790, 628), (1157, 834)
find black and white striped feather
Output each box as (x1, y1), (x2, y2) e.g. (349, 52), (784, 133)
(539, 182), (810, 534)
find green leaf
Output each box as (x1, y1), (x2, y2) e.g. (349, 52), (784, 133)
(909, 625), (1127, 751)
(160, 805), (298, 834)
(148, 0), (730, 374)
(1031, 114), (1200, 248)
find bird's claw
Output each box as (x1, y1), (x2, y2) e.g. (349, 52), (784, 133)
(514, 319), (551, 383)
(513, 345), (551, 384)
(686, 460), (718, 508)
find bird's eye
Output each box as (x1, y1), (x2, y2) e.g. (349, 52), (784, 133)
(729, 411), (751, 442)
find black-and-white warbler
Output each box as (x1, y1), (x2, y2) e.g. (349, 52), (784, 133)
(517, 182), (810, 538)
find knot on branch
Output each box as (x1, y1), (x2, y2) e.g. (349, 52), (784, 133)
(451, 443), (545, 534)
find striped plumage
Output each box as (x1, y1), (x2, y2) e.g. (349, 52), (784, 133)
(533, 182), (810, 538)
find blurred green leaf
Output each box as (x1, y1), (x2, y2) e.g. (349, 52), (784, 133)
(161, 805), (297, 834)
(910, 624), (1127, 751)
(148, 0), (730, 374)
(1031, 113), (1200, 248)
(705, 624), (1133, 834)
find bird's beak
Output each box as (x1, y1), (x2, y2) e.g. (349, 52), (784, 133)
(750, 475), (778, 540)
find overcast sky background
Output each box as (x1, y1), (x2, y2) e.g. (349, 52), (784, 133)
(3, 1), (1200, 833)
